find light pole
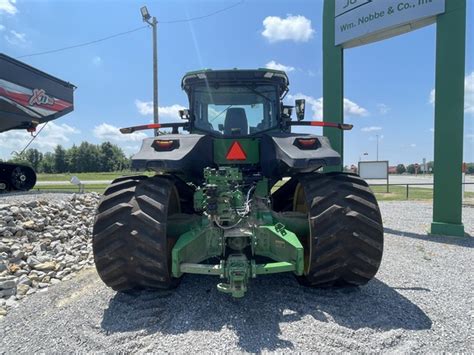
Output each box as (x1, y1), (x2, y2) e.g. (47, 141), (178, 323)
(376, 134), (379, 161)
(140, 6), (159, 136)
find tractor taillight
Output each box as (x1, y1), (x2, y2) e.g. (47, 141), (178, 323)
(152, 139), (179, 151)
(294, 138), (319, 150)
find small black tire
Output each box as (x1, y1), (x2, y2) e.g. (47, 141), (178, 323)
(92, 175), (182, 291)
(293, 172), (384, 287)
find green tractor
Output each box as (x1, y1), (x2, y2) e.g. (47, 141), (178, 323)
(92, 69), (383, 298)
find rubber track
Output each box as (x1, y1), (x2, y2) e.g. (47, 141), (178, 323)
(298, 172), (384, 287)
(92, 175), (179, 291)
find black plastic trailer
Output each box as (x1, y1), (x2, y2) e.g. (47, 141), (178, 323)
(0, 53), (75, 191)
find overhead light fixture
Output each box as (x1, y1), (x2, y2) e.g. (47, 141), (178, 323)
(140, 6), (151, 21)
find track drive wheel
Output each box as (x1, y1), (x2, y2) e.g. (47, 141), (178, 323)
(276, 172), (384, 287)
(92, 175), (184, 291)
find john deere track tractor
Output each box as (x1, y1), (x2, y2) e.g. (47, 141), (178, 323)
(92, 69), (383, 298)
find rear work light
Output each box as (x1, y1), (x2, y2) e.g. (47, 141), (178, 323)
(294, 138), (320, 150)
(152, 139), (179, 151)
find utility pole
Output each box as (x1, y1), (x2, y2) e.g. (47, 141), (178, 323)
(140, 6), (159, 136)
(376, 134), (379, 161)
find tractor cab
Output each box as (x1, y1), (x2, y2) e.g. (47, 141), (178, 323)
(181, 69), (290, 137)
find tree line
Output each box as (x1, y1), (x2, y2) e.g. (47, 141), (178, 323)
(5, 142), (131, 173)
(395, 162), (434, 174)
(395, 162), (474, 174)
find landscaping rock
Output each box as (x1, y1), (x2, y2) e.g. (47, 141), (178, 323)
(0, 192), (100, 315)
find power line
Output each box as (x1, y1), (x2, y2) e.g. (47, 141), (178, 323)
(16, 1), (244, 59)
(17, 26), (147, 59)
(159, 0), (244, 23)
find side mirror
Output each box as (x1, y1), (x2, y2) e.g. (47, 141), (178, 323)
(179, 109), (191, 120)
(218, 123), (224, 131)
(295, 99), (305, 121)
(282, 105), (293, 119)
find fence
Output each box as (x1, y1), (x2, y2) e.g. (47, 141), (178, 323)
(370, 182), (474, 201)
(17, 182), (474, 203)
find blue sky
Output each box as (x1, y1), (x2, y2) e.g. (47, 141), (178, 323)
(0, 0), (472, 165)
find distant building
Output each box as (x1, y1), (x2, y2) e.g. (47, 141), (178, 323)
(388, 166), (397, 174)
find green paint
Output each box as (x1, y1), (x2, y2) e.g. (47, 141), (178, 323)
(430, 222), (465, 237)
(179, 262), (224, 276)
(254, 262), (296, 274)
(213, 138), (260, 165)
(254, 225), (304, 276)
(194, 167), (245, 224)
(255, 178), (269, 198)
(430, 0), (466, 237)
(217, 254), (250, 298)
(323, 0), (344, 172)
(171, 226), (221, 278)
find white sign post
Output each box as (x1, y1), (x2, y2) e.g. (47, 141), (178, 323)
(335, 0), (445, 48)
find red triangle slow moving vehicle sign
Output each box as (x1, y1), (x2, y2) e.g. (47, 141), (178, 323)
(226, 141), (247, 161)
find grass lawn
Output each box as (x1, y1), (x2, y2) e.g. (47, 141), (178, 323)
(371, 185), (474, 201)
(33, 177), (474, 202)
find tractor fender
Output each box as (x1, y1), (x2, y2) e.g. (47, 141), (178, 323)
(131, 134), (214, 175)
(261, 133), (341, 176)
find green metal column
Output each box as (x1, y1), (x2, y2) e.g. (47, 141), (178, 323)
(322, 0), (344, 172)
(431, 0), (466, 237)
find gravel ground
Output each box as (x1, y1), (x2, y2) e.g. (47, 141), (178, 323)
(1, 201), (473, 353)
(0, 193), (99, 314)
(0, 192), (75, 205)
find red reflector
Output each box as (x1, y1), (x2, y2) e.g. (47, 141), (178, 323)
(155, 140), (173, 148)
(297, 138), (317, 147)
(226, 141), (247, 160)
(152, 139), (177, 151)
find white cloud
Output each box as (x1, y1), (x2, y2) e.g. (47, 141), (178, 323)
(430, 72), (474, 114)
(92, 56), (102, 66)
(159, 104), (186, 120)
(287, 93), (369, 120)
(344, 98), (369, 117)
(5, 29), (27, 46)
(135, 100), (185, 122)
(93, 123), (148, 142)
(0, 0), (17, 15)
(466, 133), (474, 140)
(429, 89), (435, 105)
(377, 103), (390, 115)
(361, 126), (382, 132)
(135, 99), (153, 115)
(410, 143), (416, 148)
(0, 24), (5, 31)
(265, 60), (295, 72)
(0, 122), (79, 154)
(465, 72), (474, 114)
(262, 15), (314, 43)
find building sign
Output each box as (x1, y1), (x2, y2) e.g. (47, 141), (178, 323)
(358, 160), (389, 180)
(335, 0), (445, 47)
